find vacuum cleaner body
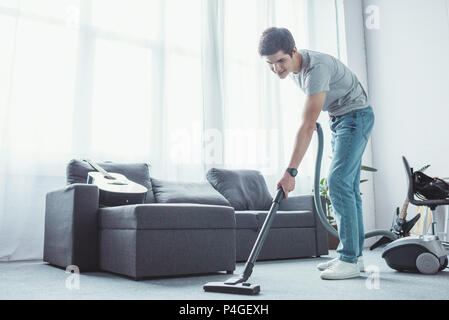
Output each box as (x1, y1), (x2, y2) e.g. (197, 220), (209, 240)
(382, 235), (448, 274)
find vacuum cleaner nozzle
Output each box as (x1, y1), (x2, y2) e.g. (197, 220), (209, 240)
(203, 282), (260, 295)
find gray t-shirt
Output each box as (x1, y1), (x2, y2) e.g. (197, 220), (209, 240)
(289, 49), (369, 116)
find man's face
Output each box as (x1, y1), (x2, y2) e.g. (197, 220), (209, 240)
(263, 49), (296, 79)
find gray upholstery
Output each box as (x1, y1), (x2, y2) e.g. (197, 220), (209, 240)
(234, 195), (329, 262)
(151, 178), (231, 206)
(235, 210), (315, 229)
(44, 162), (329, 279)
(206, 168), (272, 210)
(233, 209), (318, 262)
(98, 204), (236, 278)
(236, 228), (318, 261)
(284, 195), (329, 257)
(279, 195), (319, 211)
(66, 159), (155, 203)
(100, 229), (236, 279)
(99, 203), (235, 230)
(206, 167), (328, 261)
(44, 184), (99, 271)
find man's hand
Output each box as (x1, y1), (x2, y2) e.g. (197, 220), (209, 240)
(277, 171), (295, 199)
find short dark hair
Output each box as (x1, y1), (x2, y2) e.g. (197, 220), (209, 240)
(258, 27), (296, 57)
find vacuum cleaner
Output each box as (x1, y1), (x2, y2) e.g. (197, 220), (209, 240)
(202, 187), (284, 295)
(382, 235), (447, 274)
(203, 122), (400, 295)
(380, 156), (449, 274)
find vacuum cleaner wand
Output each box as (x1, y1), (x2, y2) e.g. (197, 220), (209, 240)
(203, 187), (285, 295)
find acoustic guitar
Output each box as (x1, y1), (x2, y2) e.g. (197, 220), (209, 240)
(84, 159), (148, 207)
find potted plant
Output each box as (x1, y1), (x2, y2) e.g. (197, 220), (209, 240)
(317, 177), (339, 250)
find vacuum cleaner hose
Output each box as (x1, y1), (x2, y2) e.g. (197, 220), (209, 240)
(313, 123), (397, 241)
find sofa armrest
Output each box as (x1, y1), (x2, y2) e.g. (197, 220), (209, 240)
(278, 195), (329, 256)
(44, 183), (99, 271)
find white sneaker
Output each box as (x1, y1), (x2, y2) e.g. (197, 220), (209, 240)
(316, 258), (338, 271)
(358, 257), (365, 272)
(320, 260), (360, 280)
(317, 257), (365, 272)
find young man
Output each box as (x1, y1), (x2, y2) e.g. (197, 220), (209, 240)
(258, 27), (375, 280)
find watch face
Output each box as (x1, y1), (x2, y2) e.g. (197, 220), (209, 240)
(288, 168), (297, 177)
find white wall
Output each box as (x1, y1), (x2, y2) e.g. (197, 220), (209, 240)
(363, 0), (449, 233)
(340, 0), (377, 245)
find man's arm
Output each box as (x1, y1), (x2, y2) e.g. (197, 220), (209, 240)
(288, 91), (326, 168)
(277, 91), (327, 198)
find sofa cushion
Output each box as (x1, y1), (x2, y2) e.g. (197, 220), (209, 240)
(66, 159), (155, 203)
(98, 203), (235, 230)
(206, 168), (272, 210)
(234, 210), (315, 229)
(151, 178), (231, 206)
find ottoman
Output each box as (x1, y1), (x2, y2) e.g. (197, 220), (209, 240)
(98, 203), (236, 279)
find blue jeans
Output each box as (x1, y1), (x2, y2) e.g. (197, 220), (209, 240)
(328, 106), (375, 264)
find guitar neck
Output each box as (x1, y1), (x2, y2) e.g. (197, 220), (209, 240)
(398, 197), (409, 219)
(85, 159), (114, 179)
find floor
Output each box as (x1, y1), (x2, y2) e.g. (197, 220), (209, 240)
(1, 248), (449, 300)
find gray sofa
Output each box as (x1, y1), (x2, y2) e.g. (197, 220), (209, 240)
(206, 168), (329, 262)
(43, 160), (328, 280)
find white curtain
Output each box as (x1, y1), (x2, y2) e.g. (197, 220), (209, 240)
(0, 0), (339, 261)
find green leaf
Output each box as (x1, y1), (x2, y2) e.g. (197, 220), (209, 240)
(361, 165), (377, 172)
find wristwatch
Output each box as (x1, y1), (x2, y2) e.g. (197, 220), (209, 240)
(286, 167), (298, 177)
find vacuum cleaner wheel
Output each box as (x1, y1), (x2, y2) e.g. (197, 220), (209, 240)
(416, 252), (440, 274)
